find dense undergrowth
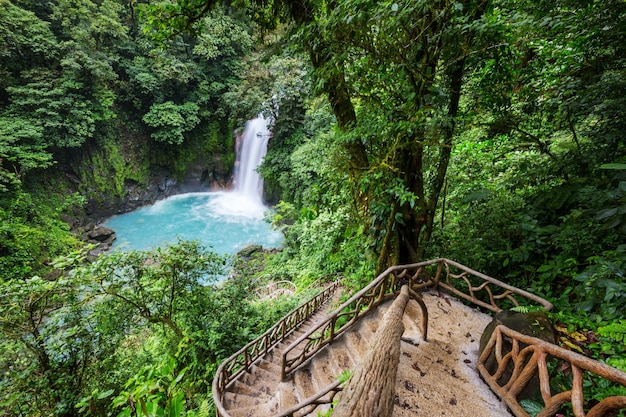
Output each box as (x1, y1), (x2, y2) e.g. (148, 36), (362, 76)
(2, 0), (626, 416)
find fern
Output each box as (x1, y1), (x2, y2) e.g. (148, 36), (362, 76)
(598, 320), (626, 343)
(510, 305), (545, 313)
(197, 400), (211, 417)
(186, 399), (212, 417)
(337, 369), (353, 385)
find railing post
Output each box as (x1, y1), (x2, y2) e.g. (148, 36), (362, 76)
(281, 352), (287, 382)
(434, 260), (444, 287)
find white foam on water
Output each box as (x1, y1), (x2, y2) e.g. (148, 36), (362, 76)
(203, 191), (268, 221)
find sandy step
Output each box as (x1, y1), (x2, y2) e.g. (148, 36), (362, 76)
(293, 367), (318, 400)
(222, 391), (266, 410)
(228, 380), (272, 399)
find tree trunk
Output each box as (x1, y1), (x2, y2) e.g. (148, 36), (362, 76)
(332, 285), (410, 417)
(415, 56), (466, 261)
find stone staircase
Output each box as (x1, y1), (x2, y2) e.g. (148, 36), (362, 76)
(218, 291), (511, 417)
(215, 259), (626, 417)
(218, 299), (340, 417)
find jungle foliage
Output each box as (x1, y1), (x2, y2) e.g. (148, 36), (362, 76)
(0, 0), (256, 279)
(1, 0), (626, 415)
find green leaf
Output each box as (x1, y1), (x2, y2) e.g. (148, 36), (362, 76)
(97, 389), (115, 399)
(171, 367), (187, 389)
(600, 163), (626, 170)
(596, 207), (618, 220)
(519, 399), (544, 416)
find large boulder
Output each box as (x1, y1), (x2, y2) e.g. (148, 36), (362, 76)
(479, 310), (556, 399)
(87, 225), (116, 242)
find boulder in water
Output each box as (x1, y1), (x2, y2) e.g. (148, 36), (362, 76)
(87, 225), (116, 242)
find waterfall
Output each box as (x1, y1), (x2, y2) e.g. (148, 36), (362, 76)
(202, 116), (271, 220)
(234, 117), (271, 204)
(101, 116), (282, 253)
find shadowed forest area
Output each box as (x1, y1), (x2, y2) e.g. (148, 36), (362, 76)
(1, 0), (625, 415)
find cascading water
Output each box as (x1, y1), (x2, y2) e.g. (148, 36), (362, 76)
(103, 116), (282, 253)
(206, 116), (270, 219)
(234, 117), (271, 203)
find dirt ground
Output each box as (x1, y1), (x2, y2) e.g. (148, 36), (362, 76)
(392, 290), (513, 416)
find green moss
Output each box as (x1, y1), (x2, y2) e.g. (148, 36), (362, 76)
(150, 118), (235, 181)
(0, 190), (81, 280)
(74, 120), (152, 201)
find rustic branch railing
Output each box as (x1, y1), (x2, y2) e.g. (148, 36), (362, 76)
(417, 258), (554, 313)
(280, 263), (431, 381)
(213, 281), (339, 417)
(477, 325), (626, 417)
(275, 380), (344, 417)
(280, 258), (552, 383)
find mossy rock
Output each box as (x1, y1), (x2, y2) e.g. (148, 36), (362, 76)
(237, 244), (263, 258)
(480, 310), (556, 353)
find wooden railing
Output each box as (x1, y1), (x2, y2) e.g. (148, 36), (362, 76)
(275, 380), (344, 417)
(280, 258), (552, 382)
(254, 280), (298, 299)
(478, 325), (626, 417)
(417, 258), (554, 313)
(212, 281), (339, 417)
(280, 264), (429, 381)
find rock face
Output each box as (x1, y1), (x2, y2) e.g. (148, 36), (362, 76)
(479, 310), (556, 399)
(80, 154), (231, 223)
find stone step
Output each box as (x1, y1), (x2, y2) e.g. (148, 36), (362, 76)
(362, 310), (384, 334)
(229, 380), (271, 399)
(307, 347), (338, 388)
(343, 326), (374, 354)
(293, 366), (318, 401)
(238, 365), (280, 395)
(276, 381), (298, 412)
(329, 340), (357, 371)
(227, 399), (279, 417)
(257, 358), (282, 373)
(222, 391), (266, 410)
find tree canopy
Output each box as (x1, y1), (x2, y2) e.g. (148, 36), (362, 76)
(1, 0), (625, 415)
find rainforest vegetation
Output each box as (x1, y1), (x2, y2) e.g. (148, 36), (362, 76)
(1, 0), (625, 415)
